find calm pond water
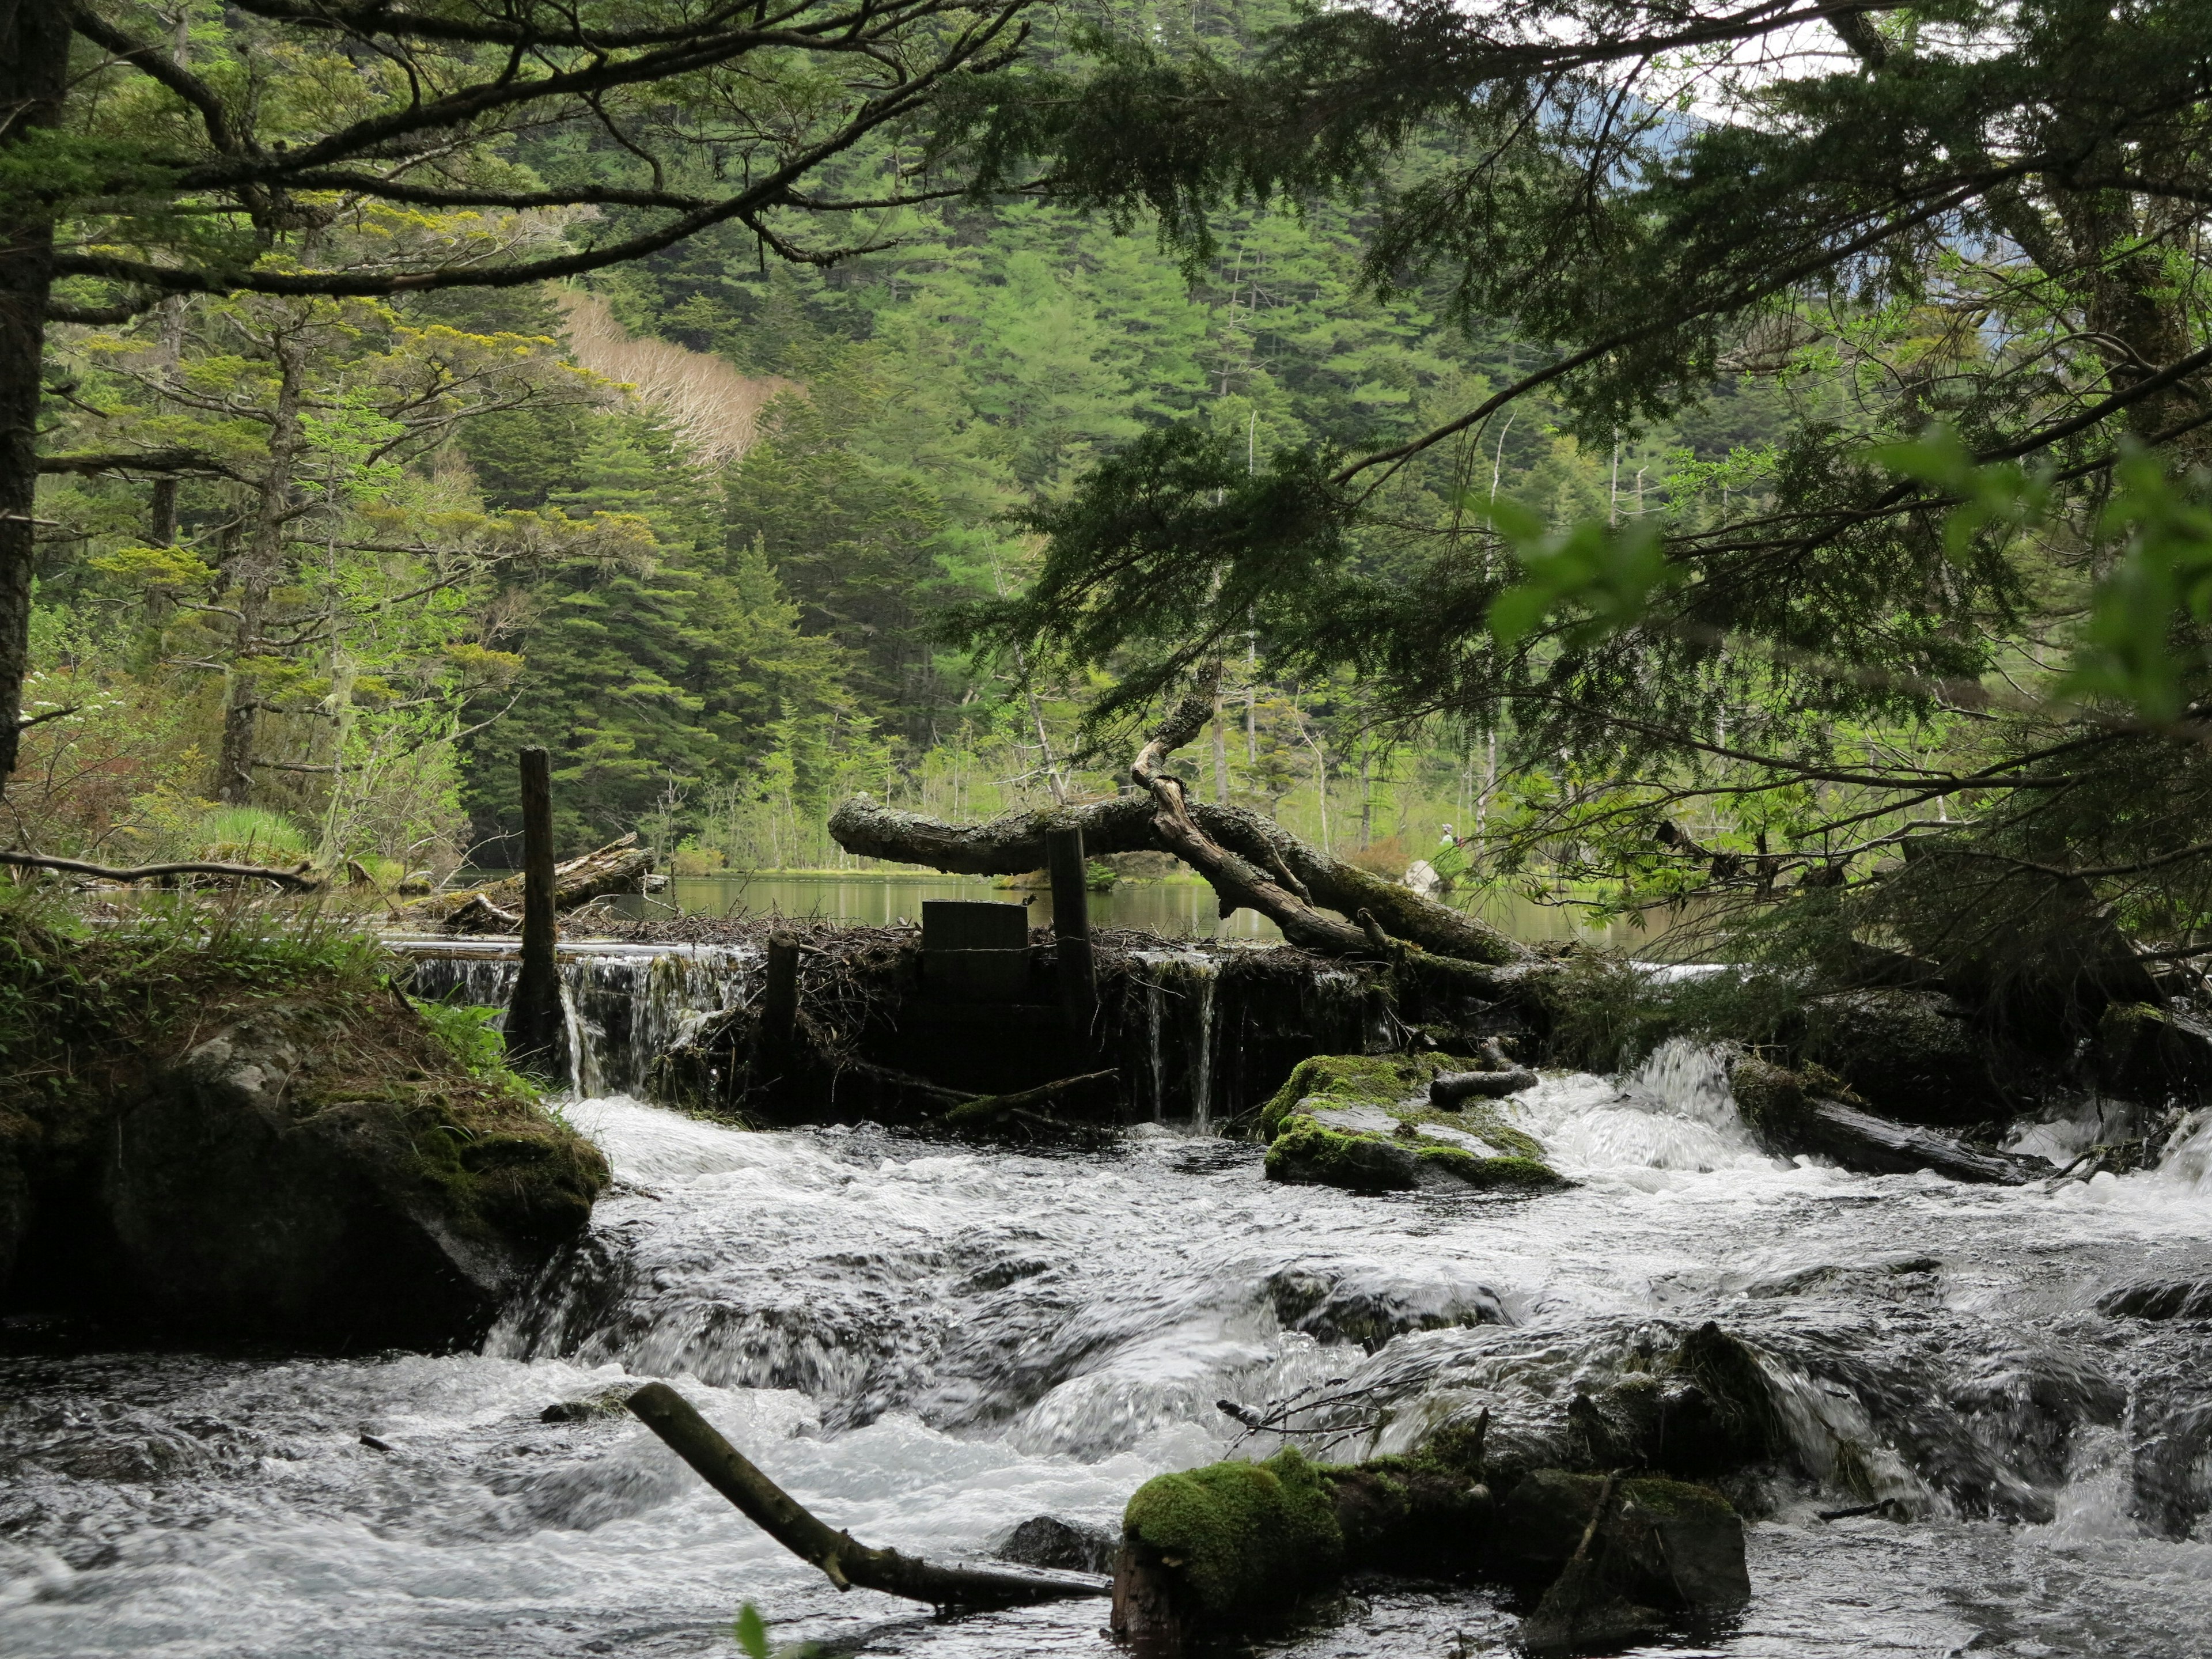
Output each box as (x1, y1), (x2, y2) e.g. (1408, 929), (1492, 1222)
(605, 872), (1670, 950)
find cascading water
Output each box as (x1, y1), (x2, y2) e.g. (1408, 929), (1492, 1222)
(7, 1032), (2212, 1657)
(402, 940), (756, 1100)
(1127, 948), (1222, 1126)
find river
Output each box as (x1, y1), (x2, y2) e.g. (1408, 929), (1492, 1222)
(5, 1014), (2210, 1655)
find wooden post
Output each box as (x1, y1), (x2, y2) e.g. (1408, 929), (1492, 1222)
(761, 931), (800, 1057)
(1047, 825), (1097, 1039)
(506, 746), (564, 1075)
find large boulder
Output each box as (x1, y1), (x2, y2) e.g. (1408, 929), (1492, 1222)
(1, 920), (606, 1349)
(1801, 988), (2001, 1124)
(1111, 1437), (1747, 1651)
(1259, 1053), (1565, 1194)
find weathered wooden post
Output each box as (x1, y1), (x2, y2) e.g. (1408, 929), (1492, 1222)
(761, 930), (800, 1059)
(1047, 825), (1097, 1039)
(506, 747), (565, 1076)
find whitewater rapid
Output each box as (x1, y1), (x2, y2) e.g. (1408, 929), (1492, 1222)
(5, 1046), (2211, 1657)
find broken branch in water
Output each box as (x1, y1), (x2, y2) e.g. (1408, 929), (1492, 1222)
(624, 1382), (1110, 1611)
(941, 1069), (1119, 1130)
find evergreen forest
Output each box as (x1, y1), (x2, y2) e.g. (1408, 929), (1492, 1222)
(17, 0), (1784, 908)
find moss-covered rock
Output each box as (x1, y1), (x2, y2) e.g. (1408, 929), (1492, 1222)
(1112, 1437), (1747, 1649)
(1120, 1449), (1345, 1628)
(0, 906), (607, 1348)
(1259, 1052), (1564, 1194)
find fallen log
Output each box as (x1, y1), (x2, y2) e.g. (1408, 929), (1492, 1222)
(1128, 668), (1392, 958)
(1430, 1066), (1541, 1103)
(942, 1069), (1120, 1130)
(828, 767), (1524, 969)
(1730, 1056), (2053, 1185)
(625, 1382), (1109, 1611)
(402, 834), (653, 931)
(0, 849), (321, 891)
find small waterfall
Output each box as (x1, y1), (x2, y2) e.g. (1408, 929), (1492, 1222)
(400, 940), (756, 1100)
(1129, 948), (1222, 1127)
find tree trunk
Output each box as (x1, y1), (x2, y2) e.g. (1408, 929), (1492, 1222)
(828, 794), (1527, 967)
(216, 327), (309, 806)
(0, 0), (71, 781)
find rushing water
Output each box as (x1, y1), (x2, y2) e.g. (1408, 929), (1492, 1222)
(6, 1038), (2212, 1656)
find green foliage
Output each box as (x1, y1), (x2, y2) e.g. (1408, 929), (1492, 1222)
(408, 998), (516, 1084)
(733, 1603), (770, 1659)
(1482, 499), (1677, 650)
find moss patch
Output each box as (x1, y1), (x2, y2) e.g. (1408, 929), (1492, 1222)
(1257, 1052), (1467, 1138)
(0, 893), (607, 1334)
(1266, 1117), (1421, 1191)
(1123, 1449), (1345, 1625)
(1259, 1051), (1562, 1193)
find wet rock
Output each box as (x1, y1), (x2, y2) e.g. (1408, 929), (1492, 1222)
(2096, 1001), (2212, 1101)
(1493, 1469), (1751, 1609)
(2131, 1392), (2212, 1537)
(1266, 1265), (1508, 1350)
(2, 925), (607, 1351)
(1729, 1056), (2051, 1185)
(1429, 1066), (1540, 1103)
(1801, 989), (1999, 1124)
(2100, 1277), (2212, 1320)
(1259, 1054), (1564, 1195)
(995, 1514), (1119, 1574)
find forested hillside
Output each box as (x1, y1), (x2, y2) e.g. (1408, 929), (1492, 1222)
(19, 0), (1783, 889)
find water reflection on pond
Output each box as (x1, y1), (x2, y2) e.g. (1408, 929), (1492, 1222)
(605, 870), (1683, 951)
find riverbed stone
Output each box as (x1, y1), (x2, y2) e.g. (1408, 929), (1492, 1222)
(1260, 1052), (1564, 1194)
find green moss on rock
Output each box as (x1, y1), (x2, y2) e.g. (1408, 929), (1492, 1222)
(0, 901), (608, 1346)
(1266, 1117), (1422, 1190)
(1122, 1449), (1345, 1626)
(1260, 1051), (1563, 1194)
(1259, 1053), (1464, 1138)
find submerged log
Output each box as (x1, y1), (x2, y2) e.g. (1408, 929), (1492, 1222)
(1730, 1056), (2053, 1185)
(626, 1382), (1109, 1611)
(402, 833), (654, 931)
(941, 1069), (1120, 1133)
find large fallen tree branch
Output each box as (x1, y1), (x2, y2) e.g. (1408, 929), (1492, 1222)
(828, 698), (1526, 968)
(625, 1382), (1109, 1611)
(0, 850), (322, 891)
(1128, 667), (1388, 957)
(401, 834), (654, 931)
